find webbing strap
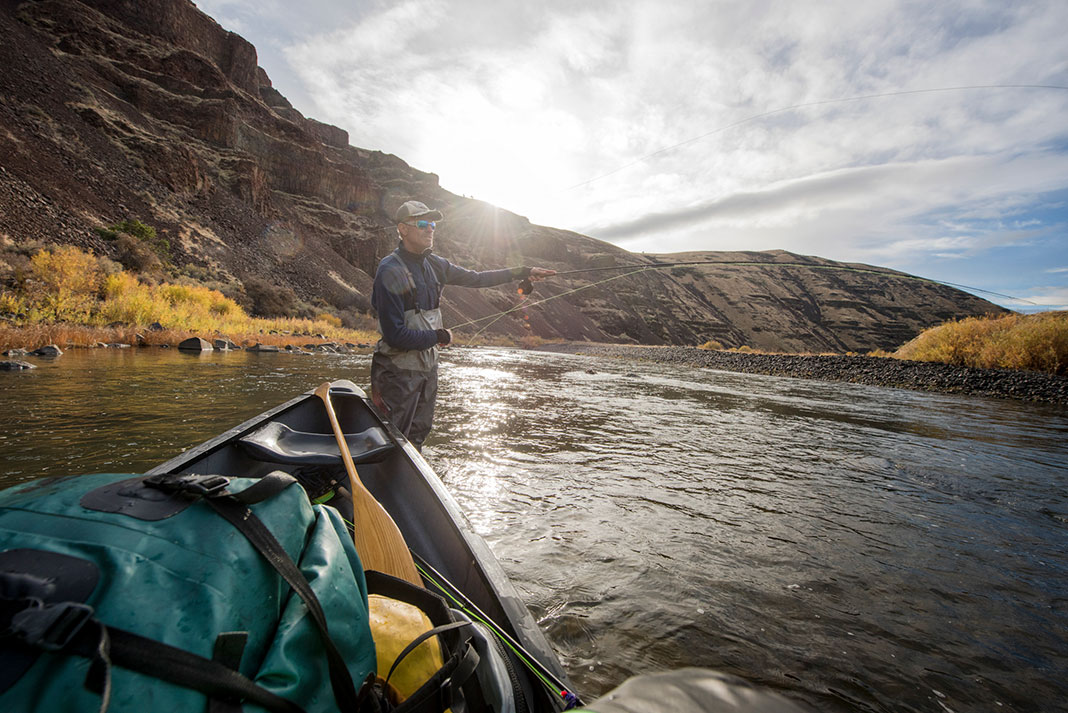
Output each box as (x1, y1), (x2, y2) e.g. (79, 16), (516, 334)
(211, 632), (250, 713)
(107, 626), (304, 713)
(7, 601), (304, 713)
(201, 492), (361, 713)
(145, 472), (361, 713)
(82, 619), (112, 713)
(363, 571), (485, 713)
(229, 471), (295, 504)
(394, 640), (481, 713)
(385, 621), (472, 685)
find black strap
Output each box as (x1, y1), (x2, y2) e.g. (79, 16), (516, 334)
(109, 627), (304, 713)
(363, 571), (486, 713)
(364, 571), (452, 625)
(146, 473), (361, 713)
(8, 600), (304, 713)
(230, 471), (295, 505)
(385, 621), (472, 685)
(393, 639), (481, 713)
(212, 632), (249, 672)
(81, 619), (113, 713)
(211, 632), (250, 713)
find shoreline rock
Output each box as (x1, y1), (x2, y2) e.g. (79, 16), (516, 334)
(178, 337), (213, 352)
(533, 343), (1068, 405)
(0, 360), (36, 370)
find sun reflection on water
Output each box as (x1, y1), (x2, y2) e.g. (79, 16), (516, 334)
(433, 362), (526, 534)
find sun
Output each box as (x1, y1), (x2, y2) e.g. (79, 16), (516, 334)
(413, 83), (583, 229)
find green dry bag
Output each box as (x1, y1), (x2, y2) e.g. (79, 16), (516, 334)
(0, 471), (377, 713)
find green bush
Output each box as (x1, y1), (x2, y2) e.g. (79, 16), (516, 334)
(100, 219), (170, 263)
(177, 263), (215, 282)
(116, 219), (155, 241)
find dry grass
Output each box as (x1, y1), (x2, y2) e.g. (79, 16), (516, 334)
(895, 311), (1068, 375)
(0, 245), (379, 350)
(0, 323), (379, 351)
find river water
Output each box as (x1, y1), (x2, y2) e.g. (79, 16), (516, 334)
(1, 347), (1065, 712)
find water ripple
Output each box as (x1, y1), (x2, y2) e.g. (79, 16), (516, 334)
(2, 347), (1066, 712)
(430, 349), (1068, 712)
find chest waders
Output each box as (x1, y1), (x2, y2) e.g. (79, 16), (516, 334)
(371, 258), (442, 449)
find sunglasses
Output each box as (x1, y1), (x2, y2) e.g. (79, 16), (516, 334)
(407, 220), (436, 229)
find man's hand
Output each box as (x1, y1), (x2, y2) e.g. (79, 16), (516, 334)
(528, 267), (556, 282)
(435, 328), (453, 346)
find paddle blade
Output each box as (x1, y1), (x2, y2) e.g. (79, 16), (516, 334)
(350, 496), (422, 586)
(315, 382), (421, 586)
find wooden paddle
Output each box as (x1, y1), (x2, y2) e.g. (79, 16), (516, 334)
(315, 381), (422, 586)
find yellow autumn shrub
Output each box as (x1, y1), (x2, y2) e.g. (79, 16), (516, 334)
(895, 312), (1068, 375)
(316, 312), (343, 328)
(26, 246), (102, 322)
(5, 244), (389, 346)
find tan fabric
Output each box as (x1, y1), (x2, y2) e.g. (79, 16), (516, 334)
(373, 306), (443, 373)
(370, 354), (437, 449)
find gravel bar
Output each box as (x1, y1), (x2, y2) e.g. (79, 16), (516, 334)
(532, 343), (1068, 405)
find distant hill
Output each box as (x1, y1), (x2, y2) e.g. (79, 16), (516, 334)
(0, 0), (1005, 353)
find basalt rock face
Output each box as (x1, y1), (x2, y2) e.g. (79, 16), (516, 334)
(0, 0), (1005, 353)
(0, 0), (389, 312)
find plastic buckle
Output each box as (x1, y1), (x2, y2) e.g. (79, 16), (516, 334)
(145, 473), (230, 498)
(12, 601), (96, 651)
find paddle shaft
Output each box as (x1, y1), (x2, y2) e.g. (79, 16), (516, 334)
(315, 382), (422, 586)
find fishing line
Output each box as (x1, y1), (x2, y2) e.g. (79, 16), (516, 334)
(547, 260), (1036, 304)
(458, 267), (651, 338)
(561, 84), (1068, 192)
(451, 261), (1035, 338)
(464, 289), (534, 339)
(337, 515), (582, 707)
(411, 554), (582, 709)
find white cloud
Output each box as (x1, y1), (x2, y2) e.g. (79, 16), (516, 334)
(1019, 286), (1068, 311)
(189, 0), (1068, 299)
(583, 149), (1067, 265)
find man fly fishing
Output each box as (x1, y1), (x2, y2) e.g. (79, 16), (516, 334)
(370, 200), (555, 449)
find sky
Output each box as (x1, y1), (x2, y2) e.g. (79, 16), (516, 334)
(194, 0), (1068, 312)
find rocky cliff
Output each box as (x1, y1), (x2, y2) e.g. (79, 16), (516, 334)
(0, 0), (1005, 352)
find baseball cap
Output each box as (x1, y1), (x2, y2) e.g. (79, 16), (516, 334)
(395, 200), (444, 223)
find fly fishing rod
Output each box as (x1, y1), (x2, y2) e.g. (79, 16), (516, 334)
(452, 258), (1036, 340)
(460, 266), (652, 338)
(517, 259), (1034, 304)
(411, 552), (583, 709)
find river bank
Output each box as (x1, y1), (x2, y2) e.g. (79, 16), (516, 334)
(532, 343), (1068, 405)
(5, 322), (1065, 404)
(0, 322), (377, 353)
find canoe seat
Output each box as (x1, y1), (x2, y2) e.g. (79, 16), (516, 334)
(238, 421), (394, 465)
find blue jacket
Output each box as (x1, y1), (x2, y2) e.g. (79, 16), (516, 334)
(372, 247), (524, 351)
